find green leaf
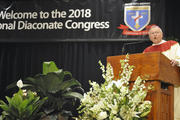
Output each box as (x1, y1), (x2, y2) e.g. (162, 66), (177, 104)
(6, 81), (17, 90)
(55, 70), (65, 81)
(43, 61), (59, 75)
(11, 91), (23, 108)
(63, 71), (72, 78)
(5, 96), (12, 106)
(31, 97), (47, 116)
(24, 77), (36, 84)
(0, 101), (9, 112)
(59, 79), (81, 91)
(140, 110), (151, 118)
(62, 92), (83, 99)
(33, 74), (48, 92)
(44, 72), (63, 93)
(19, 99), (29, 110)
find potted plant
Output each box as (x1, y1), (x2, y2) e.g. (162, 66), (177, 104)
(0, 80), (47, 120)
(22, 61), (84, 120)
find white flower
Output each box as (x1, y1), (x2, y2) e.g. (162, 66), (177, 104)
(115, 80), (123, 88)
(32, 91), (37, 96)
(106, 81), (116, 89)
(16, 79), (23, 88)
(120, 106), (140, 120)
(90, 104), (101, 112)
(22, 89), (26, 93)
(22, 89), (27, 96)
(113, 117), (121, 120)
(107, 99), (118, 115)
(23, 92), (27, 96)
(138, 101), (152, 112)
(120, 86), (129, 96)
(97, 111), (108, 120)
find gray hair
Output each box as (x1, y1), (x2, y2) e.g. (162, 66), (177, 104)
(149, 25), (163, 34)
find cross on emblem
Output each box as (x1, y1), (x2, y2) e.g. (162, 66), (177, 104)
(131, 11), (143, 29)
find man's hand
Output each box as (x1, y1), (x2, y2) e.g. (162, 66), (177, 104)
(171, 59), (179, 66)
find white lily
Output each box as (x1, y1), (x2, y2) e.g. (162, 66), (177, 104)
(16, 79), (23, 88)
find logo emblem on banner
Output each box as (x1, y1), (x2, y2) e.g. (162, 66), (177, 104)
(125, 4), (150, 31)
(118, 3), (152, 35)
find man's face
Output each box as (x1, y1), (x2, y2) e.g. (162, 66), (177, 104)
(148, 27), (163, 44)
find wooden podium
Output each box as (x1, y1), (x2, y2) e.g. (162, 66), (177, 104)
(107, 52), (180, 120)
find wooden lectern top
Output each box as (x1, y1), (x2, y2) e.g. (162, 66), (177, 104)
(107, 52), (180, 86)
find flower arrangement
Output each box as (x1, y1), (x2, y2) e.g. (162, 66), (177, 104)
(75, 55), (152, 120)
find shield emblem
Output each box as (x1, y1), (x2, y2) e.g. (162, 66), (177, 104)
(124, 3), (151, 31)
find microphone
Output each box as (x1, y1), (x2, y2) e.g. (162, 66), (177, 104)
(122, 41), (150, 54)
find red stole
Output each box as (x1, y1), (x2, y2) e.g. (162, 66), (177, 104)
(143, 40), (177, 53)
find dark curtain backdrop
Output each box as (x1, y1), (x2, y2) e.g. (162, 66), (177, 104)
(0, 0), (179, 99)
(0, 41), (151, 99)
(165, 1), (180, 39)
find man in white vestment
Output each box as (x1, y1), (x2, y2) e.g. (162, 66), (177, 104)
(143, 25), (180, 120)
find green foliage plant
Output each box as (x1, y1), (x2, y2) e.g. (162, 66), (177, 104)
(0, 86), (47, 120)
(23, 61), (84, 119)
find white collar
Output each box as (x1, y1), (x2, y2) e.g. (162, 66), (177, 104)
(152, 40), (166, 46)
